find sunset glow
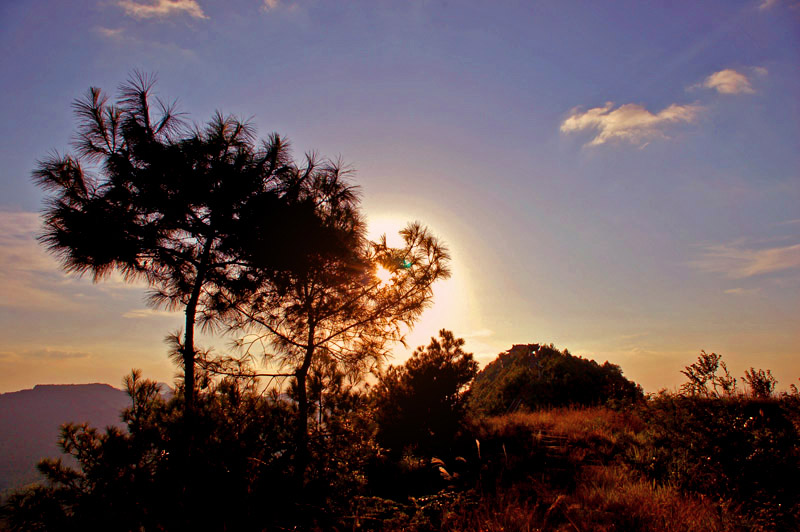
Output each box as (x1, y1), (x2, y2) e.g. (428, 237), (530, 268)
(0, 0), (797, 395)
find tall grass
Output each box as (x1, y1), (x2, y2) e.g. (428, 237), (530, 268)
(353, 403), (796, 531)
(480, 406), (644, 441)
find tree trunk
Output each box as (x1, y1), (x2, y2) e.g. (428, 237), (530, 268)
(294, 333), (315, 485)
(183, 291), (199, 416)
(183, 237), (214, 418)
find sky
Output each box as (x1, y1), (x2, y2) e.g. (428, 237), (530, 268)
(1, 0), (798, 394)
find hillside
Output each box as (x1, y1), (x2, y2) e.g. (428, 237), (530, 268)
(0, 384), (129, 493)
(468, 344), (642, 415)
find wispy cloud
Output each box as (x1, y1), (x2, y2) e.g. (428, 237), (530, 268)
(462, 328), (494, 339)
(123, 308), (181, 319)
(759, 0), (780, 10)
(694, 241), (800, 278)
(94, 24), (197, 60)
(560, 102), (702, 147)
(700, 69), (755, 94)
(0, 348), (91, 361)
(724, 287), (759, 295)
(118, 0), (208, 20)
(0, 211), (80, 310)
(262, 0), (280, 10)
(618, 332), (650, 341)
(96, 27), (126, 40)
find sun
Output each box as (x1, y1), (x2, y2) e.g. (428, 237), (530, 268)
(374, 265), (394, 287)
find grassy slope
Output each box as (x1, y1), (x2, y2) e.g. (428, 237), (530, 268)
(359, 405), (795, 531)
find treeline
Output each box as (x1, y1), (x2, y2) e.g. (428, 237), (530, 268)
(3, 340), (798, 530)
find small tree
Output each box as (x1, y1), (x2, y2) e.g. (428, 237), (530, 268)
(34, 73), (354, 417)
(680, 350), (736, 398)
(372, 329), (478, 457)
(742, 367), (777, 399)
(229, 222), (451, 481)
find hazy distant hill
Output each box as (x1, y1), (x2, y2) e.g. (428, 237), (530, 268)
(0, 383), (129, 494)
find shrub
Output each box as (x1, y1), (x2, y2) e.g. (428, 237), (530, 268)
(1, 370), (377, 531)
(372, 330), (478, 459)
(637, 395), (800, 530)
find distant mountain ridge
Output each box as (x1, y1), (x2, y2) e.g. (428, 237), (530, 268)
(0, 383), (130, 494)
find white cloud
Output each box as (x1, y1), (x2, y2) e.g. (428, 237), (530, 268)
(759, 0), (779, 9)
(118, 0), (208, 19)
(694, 241), (800, 278)
(560, 102), (702, 147)
(263, 0), (280, 10)
(701, 69), (755, 94)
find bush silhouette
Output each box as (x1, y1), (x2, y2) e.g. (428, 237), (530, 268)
(468, 344), (642, 415)
(372, 330), (478, 458)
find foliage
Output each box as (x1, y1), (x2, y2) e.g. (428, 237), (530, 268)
(229, 221), (451, 480)
(743, 367), (777, 398)
(468, 344), (643, 416)
(372, 330), (479, 458)
(353, 407), (729, 532)
(679, 350), (736, 398)
(5, 366), (798, 530)
(0, 370), (378, 531)
(636, 394), (800, 530)
(34, 72), (356, 413)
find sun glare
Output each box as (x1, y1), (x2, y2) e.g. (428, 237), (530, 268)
(375, 265), (394, 287)
(367, 215), (407, 248)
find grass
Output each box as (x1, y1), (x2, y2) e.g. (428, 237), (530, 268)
(479, 406), (645, 443)
(357, 406), (749, 531)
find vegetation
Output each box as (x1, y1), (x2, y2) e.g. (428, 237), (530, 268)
(229, 221), (450, 480)
(372, 329), (478, 458)
(34, 72), (363, 416)
(680, 350), (737, 397)
(4, 343), (798, 531)
(6, 76), (798, 530)
(32, 73), (450, 493)
(467, 343), (643, 415)
(1, 370), (369, 531)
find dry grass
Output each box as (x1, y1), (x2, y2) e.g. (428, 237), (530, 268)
(442, 407), (737, 532)
(568, 465), (729, 531)
(429, 466), (729, 532)
(482, 406), (644, 441)
(363, 407), (761, 531)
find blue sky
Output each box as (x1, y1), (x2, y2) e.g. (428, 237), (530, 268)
(1, 0), (798, 393)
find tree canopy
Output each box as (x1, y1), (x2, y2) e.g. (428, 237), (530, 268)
(227, 221), (451, 479)
(468, 344), (643, 415)
(372, 329), (478, 457)
(34, 72), (358, 415)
